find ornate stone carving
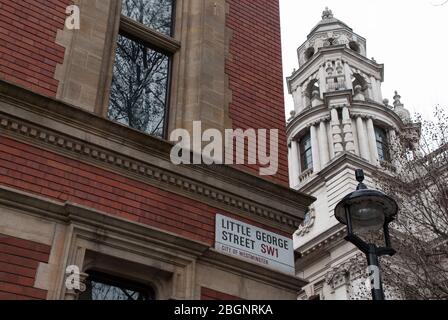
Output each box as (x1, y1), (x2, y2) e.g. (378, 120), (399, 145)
(322, 7), (334, 20)
(325, 253), (366, 293)
(295, 205), (316, 237)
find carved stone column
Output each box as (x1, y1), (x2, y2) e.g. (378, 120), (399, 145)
(290, 140), (300, 186)
(310, 124), (321, 172)
(366, 117), (379, 165)
(330, 108), (343, 157)
(319, 121), (330, 168)
(356, 116), (370, 160)
(293, 86), (303, 112)
(342, 107), (355, 153)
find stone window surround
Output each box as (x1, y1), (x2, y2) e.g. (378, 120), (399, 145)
(56, 0), (233, 138)
(96, 0), (181, 137)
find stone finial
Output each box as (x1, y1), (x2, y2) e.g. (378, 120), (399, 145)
(393, 91), (403, 107)
(383, 98), (392, 109)
(393, 90), (411, 123)
(322, 7), (334, 20)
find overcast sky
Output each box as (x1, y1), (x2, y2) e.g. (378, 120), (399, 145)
(280, 0), (448, 120)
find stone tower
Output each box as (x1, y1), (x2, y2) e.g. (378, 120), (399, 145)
(286, 8), (417, 299)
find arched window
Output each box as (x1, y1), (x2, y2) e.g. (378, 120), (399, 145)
(79, 271), (156, 300)
(352, 73), (369, 98)
(375, 126), (390, 162)
(349, 41), (360, 53)
(305, 47), (315, 61)
(299, 133), (313, 171)
(306, 79), (320, 99)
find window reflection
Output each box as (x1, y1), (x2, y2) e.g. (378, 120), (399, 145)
(300, 133), (313, 171)
(375, 126), (390, 162)
(122, 0), (174, 36)
(79, 271), (155, 301)
(108, 34), (169, 138)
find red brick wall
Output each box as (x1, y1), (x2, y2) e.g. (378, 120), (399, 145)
(0, 234), (50, 300)
(0, 0), (70, 97)
(201, 287), (242, 300)
(226, 0), (289, 186)
(0, 136), (290, 245)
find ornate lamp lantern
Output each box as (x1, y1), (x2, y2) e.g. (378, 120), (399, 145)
(334, 169), (398, 300)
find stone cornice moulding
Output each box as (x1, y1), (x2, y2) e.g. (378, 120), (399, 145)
(286, 105), (329, 139)
(295, 223), (348, 270)
(0, 81), (315, 233)
(200, 249), (307, 291)
(0, 185), (306, 293)
(0, 186), (209, 259)
(287, 46), (384, 92)
(296, 152), (378, 193)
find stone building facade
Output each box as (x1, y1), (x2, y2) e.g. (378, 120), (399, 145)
(286, 8), (420, 300)
(0, 0), (314, 300)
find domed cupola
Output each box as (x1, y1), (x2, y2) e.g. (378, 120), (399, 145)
(297, 8), (367, 68)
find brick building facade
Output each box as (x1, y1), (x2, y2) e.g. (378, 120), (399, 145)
(0, 0), (314, 300)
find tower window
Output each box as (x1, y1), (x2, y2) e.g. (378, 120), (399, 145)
(79, 271), (156, 301)
(349, 41), (360, 53)
(337, 108), (343, 121)
(375, 126), (390, 162)
(305, 47), (315, 61)
(300, 133), (313, 171)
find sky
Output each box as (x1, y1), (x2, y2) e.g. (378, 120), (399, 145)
(280, 0), (448, 120)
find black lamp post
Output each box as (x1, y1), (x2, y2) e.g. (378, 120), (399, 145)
(334, 169), (398, 300)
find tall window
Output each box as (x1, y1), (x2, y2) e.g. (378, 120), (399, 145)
(108, 0), (178, 138)
(375, 126), (390, 162)
(300, 133), (313, 171)
(79, 271), (155, 300)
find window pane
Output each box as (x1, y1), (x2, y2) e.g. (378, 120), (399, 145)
(122, 0), (174, 36)
(375, 127), (390, 161)
(300, 133), (313, 171)
(79, 272), (155, 301)
(108, 34), (169, 138)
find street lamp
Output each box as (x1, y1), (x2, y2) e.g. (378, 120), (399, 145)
(334, 169), (398, 300)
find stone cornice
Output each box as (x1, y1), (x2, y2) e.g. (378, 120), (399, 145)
(200, 249), (308, 291)
(0, 186), (210, 258)
(0, 80), (315, 233)
(286, 105), (329, 139)
(287, 46), (384, 92)
(296, 152), (378, 193)
(287, 100), (407, 141)
(0, 185), (307, 289)
(296, 223), (347, 260)
(350, 101), (406, 130)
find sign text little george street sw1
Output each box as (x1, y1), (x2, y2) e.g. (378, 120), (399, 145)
(215, 214), (295, 275)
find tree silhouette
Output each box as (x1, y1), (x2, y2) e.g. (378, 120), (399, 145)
(376, 107), (448, 299)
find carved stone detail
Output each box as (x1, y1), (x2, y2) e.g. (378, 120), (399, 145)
(325, 253), (366, 293)
(0, 114), (301, 230)
(295, 205), (316, 237)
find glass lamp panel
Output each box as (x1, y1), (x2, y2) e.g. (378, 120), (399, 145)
(349, 201), (385, 234)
